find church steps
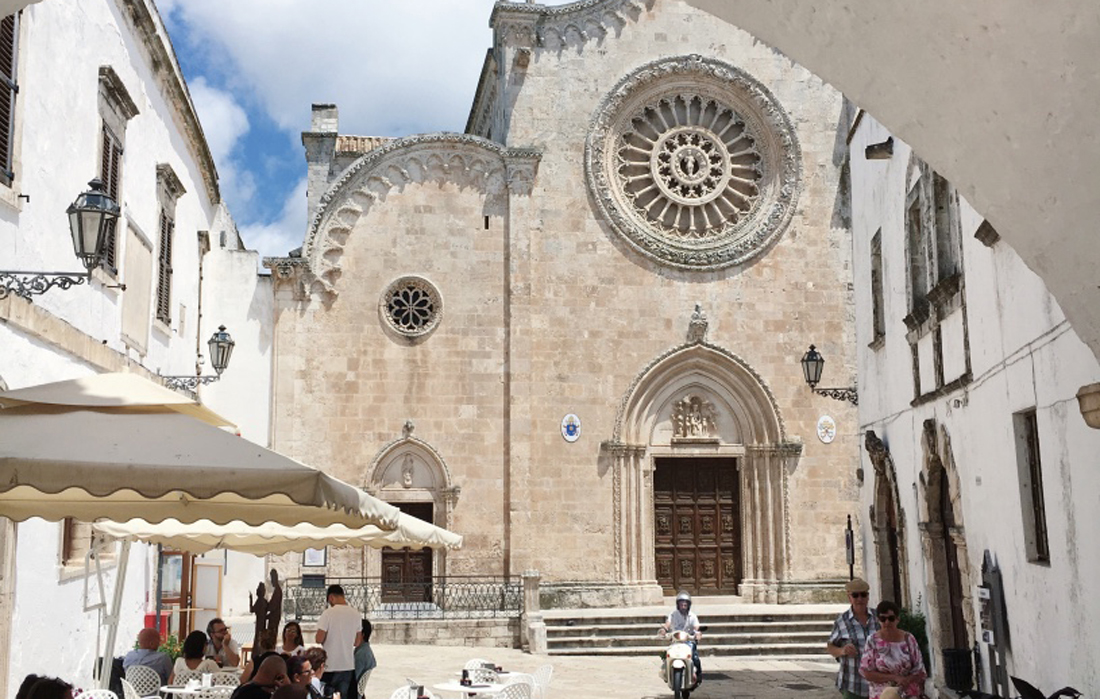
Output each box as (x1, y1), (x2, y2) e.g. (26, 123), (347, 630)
(544, 608), (836, 660)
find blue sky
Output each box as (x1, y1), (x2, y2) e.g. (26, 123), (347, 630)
(158, 1), (509, 259)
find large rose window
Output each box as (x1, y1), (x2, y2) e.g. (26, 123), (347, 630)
(586, 56), (800, 270)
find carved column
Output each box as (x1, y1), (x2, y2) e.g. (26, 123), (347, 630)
(742, 443), (801, 602)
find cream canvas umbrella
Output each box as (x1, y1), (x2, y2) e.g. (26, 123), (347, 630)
(93, 512), (463, 554)
(0, 373), (404, 686)
(0, 404), (400, 528)
(0, 371), (233, 426)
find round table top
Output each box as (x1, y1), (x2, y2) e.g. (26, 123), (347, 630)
(433, 680), (505, 695)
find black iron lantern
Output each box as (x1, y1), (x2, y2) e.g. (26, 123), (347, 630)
(163, 325), (235, 391)
(208, 325), (235, 376)
(66, 178), (121, 271)
(800, 344), (858, 405)
(1, 179), (123, 300)
(801, 344), (825, 388)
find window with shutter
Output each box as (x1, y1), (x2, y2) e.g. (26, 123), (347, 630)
(0, 13), (20, 186)
(156, 208), (174, 324)
(99, 125), (123, 272)
(1014, 409), (1050, 564)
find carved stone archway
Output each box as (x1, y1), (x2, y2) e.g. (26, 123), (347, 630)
(917, 419), (974, 682)
(866, 430), (909, 607)
(364, 422), (460, 578)
(604, 340), (801, 603)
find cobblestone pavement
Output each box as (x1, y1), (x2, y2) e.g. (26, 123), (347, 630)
(366, 644), (838, 699)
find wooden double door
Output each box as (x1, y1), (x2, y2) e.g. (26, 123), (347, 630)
(654, 458), (741, 595)
(381, 502), (433, 603)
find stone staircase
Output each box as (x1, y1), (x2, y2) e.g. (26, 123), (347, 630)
(543, 601), (841, 662)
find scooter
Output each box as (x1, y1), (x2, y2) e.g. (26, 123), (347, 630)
(658, 627), (705, 699)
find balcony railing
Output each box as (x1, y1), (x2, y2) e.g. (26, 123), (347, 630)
(285, 576), (523, 621)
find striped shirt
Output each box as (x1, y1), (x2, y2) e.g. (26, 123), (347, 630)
(828, 607), (881, 697)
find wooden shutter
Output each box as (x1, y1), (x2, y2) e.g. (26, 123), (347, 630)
(99, 125), (122, 271)
(156, 208), (174, 324)
(0, 14), (19, 183)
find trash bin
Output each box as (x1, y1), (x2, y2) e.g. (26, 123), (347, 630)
(942, 647), (973, 692)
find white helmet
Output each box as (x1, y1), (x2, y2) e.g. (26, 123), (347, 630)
(675, 591), (692, 611)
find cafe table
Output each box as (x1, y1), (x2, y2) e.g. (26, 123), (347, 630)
(432, 680), (506, 697)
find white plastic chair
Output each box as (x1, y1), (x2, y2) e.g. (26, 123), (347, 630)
(119, 678), (142, 699)
(463, 659), (498, 684)
(500, 674), (536, 690)
(388, 687), (434, 699)
(198, 687), (235, 699)
(124, 665), (162, 698)
(80, 690), (119, 699)
(493, 684), (531, 699)
(532, 664), (553, 699)
(357, 670), (372, 699)
(173, 670), (202, 686)
(211, 673), (240, 687)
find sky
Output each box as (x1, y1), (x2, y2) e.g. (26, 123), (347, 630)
(158, 1), (518, 260)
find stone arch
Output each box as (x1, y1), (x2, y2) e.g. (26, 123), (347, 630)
(917, 419), (974, 682)
(301, 133), (540, 297)
(604, 341), (801, 602)
(364, 425), (461, 578)
(865, 430), (909, 607)
(613, 341), (785, 444)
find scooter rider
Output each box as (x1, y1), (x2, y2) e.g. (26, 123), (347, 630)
(660, 591), (702, 686)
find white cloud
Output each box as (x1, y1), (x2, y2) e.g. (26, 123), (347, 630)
(239, 177), (308, 259)
(165, 1), (500, 138)
(188, 77), (250, 164)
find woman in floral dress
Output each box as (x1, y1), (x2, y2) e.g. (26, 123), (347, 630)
(859, 600), (927, 699)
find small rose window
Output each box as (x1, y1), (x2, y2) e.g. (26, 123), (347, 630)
(380, 276), (442, 338)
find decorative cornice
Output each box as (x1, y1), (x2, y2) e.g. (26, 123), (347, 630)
(119, 0), (220, 204)
(301, 133), (541, 297)
(745, 442), (803, 457)
(611, 340), (786, 442)
(585, 54), (802, 271)
(491, 0), (653, 50)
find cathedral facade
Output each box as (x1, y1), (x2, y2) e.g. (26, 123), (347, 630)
(266, 0), (859, 606)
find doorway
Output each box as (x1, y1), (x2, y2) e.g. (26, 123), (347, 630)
(381, 502), (433, 603)
(653, 457), (741, 595)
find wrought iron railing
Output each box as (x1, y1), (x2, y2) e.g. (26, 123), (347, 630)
(285, 576), (523, 621)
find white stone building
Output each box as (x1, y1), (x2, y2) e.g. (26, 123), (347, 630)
(848, 112), (1100, 694)
(0, 0), (271, 692)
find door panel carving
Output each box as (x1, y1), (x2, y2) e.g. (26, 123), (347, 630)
(654, 458), (741, 594)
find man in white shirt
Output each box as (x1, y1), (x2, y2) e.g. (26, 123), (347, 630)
(205, 618), (241, 668)
(316, 584), (361, 699)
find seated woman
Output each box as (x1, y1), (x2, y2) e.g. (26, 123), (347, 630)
(281, 621), (307, 657)
(170, 630), (221, 683)
(242, 629), (280, 684)
(859, 600), (927, 699)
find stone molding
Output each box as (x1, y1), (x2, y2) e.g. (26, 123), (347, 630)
(490, 0), (653, 50)
(612, 340), (786, 442)
(586, 55), (802, 271)
(300, 133), (541, 297)
(367, 432), (455, 493)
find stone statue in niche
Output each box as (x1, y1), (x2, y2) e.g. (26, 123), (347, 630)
(672, 394), (719, 441)
(401, 453), (415, 488)
(686, 303), (709, 344)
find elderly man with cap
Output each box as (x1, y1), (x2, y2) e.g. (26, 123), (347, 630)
(827, 578), (881, 699)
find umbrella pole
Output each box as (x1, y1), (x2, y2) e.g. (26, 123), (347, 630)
(98, 538), (132, 689)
